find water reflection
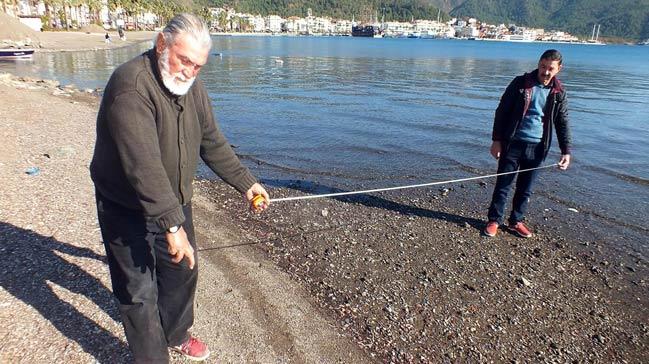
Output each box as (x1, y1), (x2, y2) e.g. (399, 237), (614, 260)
(0, 42), (152, 89)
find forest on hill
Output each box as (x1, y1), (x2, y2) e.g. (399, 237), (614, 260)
(206, 0), (648, 40)
(450, 0), (649, 40)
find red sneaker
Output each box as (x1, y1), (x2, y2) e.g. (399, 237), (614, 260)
(171, 335), (210, 361)
(483, 221), (499, 237)
(508, 222), (533, 238)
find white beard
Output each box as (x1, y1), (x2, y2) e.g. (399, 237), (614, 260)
(158, 49), (196, 96)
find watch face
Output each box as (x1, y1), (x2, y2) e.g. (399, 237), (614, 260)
(169, 225), (179, 233)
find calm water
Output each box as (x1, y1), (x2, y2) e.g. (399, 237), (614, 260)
(3, 37), (648, 235)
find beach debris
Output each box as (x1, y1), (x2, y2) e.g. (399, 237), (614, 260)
(53, 145), (76, 158)
(518, 277), (531, 287)
(321, 208), (329, 217)
(567, 207), (579, 213)
(52, 89), (71, 97)
(592, 334), (605, 344)
(25, 166), (40, 176)
(275, 58), (284, 64)
(439, 187), (450, 196)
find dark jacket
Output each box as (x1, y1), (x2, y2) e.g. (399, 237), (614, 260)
(492, 69), (571, 157)
(91, 49), (257, 232)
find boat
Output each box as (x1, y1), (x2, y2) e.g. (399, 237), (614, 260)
(0, 48), (35, 60)
(586, 24), (605, 45)
(352, 25), (382, 38)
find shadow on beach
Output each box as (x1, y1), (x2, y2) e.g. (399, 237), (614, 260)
(0, 222), (130, 362)
(262, 178), (485, 229)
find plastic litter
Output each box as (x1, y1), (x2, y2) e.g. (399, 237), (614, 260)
(25, 167), (40, 176)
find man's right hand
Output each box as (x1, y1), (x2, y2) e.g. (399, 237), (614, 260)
(166, 227), (195, 269)
(490, 141), (502, 159)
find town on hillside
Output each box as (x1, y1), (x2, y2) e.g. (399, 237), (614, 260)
(2, 1), (622, 44)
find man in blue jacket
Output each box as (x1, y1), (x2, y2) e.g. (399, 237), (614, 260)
(484, 49), (572, 238)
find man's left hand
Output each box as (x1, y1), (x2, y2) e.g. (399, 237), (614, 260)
(558, 154), (571, 170)
(245, 183), (270, 212)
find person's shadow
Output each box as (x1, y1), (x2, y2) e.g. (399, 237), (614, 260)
(0, 222), (131, 362)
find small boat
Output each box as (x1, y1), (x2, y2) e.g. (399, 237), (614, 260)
(0, 48), (35, 60)
(352, 25), (382, 38)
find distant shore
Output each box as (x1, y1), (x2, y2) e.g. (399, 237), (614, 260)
(35, 30), (155, 52)
(205, 31), (647, 45)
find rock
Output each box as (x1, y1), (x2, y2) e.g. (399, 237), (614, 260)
(321, 209), (329, 217)
(518, 277), (531, 287)
(568, 208), (579, 213)
(592, 334), (605, 344)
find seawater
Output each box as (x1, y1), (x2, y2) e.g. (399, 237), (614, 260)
(3, 36), (648, 236)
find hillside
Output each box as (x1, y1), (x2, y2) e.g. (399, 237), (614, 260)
(208, 0), (450, 23)
(450, 0), (649, 40)
(426, 0), (467, 13)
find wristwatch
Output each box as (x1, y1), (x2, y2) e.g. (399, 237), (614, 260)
(167, 225), (180, 234)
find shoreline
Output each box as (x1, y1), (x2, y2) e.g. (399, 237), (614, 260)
(206, 31), (643, 45)
(1, 72), (647, 361)
(34, 31), (155, 52)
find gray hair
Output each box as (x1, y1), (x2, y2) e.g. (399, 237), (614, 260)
(162, 13), (212, 50)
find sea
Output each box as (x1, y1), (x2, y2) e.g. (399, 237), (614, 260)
(2, 36), (648, 245)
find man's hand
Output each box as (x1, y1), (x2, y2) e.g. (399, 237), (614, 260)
(245, 182), (270, 212)
(558, 154), (571, 170)
(490, 141), (502, 159)
(166, 227), (195, 269)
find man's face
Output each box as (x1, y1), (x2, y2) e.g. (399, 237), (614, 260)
(156, 32), (209, 95)
(537, 58), (562, 86)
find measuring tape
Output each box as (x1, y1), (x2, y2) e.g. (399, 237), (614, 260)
(250, 163), (559, 208)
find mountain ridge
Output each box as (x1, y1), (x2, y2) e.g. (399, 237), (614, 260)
(207, 0), (649, 40)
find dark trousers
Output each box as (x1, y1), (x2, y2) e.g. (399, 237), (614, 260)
(96, 193), (198, 364)
(487, 140), (545, 225)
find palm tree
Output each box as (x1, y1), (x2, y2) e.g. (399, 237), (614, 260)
(2, 0), (20, 16)
(217, 10), (228, 31)
(86, 0), (102, 25)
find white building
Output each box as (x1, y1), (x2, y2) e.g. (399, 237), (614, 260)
(265, 15), (283, 33)
(333, 20), (353, 35)
(241, 14), (265, 32)
(283, 17), (308, 34)
(383, 21), (414, 37)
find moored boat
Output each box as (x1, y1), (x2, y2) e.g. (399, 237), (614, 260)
(0, 48), (35, 60)
(352, 25), (382, 38)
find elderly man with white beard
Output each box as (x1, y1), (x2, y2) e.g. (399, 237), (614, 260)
(90, 13), (269, 363)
